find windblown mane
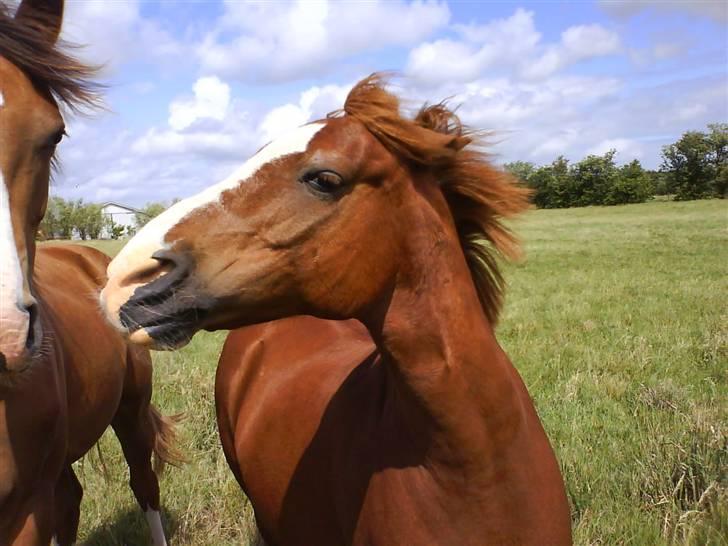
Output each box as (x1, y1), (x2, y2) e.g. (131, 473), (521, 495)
(0, 3), (99, 111)
(336, 74), (530, 324)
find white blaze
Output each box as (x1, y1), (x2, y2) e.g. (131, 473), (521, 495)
(145, 508), (168, 546)
(107, 122), (325, 280)
(0, 171), (31, 360)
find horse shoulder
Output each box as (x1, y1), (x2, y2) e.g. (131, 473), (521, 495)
(215, 317), (375, 528)
(34, 244), (128, 460)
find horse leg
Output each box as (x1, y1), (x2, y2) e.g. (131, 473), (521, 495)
(52, 465), (82, 546)
(112, 346), (180, 546)
(112, 399), (168, 546)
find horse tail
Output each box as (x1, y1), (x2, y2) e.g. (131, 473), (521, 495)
(148, 404), (185, 475)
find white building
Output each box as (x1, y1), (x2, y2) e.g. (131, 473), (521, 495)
(100, 202), (146, 239)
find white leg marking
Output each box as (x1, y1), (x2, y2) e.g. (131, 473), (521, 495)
(145, 508), (168, 546)
(107, 122), (326, 280)
(51, 536), (60, 546)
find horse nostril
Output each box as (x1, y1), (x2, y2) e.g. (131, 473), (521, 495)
(124, 249), (193, 307)
(152, 249), (191, 270)
(25, 303), (39, 351)
(122, 258), (173, 288)
(150, 249), (192, 286)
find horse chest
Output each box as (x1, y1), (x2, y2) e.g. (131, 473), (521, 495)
(0, 373), (67, 510)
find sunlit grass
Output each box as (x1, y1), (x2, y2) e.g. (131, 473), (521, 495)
(62, 199), (725, 545)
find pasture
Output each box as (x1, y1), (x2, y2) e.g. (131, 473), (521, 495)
(62, 199), (725, 545)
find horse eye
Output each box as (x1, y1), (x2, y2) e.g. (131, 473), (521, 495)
(45, 128), (66, 149)
(301, 170), (344, 194)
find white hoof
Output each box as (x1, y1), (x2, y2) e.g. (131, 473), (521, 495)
(144, 508), (168, 546)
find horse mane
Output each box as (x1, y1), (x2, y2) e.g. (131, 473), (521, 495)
(0, 3), (100, 111)
(336, 74), (530, 324)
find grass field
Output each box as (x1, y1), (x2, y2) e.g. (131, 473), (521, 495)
(62, 199), (726, 545)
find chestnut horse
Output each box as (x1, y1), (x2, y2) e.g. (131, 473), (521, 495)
(0, 1), (178, 544)
(101, 75), (572, 545)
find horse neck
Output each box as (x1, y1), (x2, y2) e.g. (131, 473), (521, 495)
(362, 194), (525, 469)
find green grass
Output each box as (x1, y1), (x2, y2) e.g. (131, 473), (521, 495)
(63, 199), (725, 545)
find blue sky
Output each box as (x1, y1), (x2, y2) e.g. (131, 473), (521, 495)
(44, 0), (727, 206)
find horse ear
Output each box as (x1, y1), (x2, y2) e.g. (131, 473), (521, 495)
(446, 135), (471, 152)
(15, 0), (64, 45)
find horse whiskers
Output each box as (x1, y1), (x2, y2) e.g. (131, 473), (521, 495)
(136, 303), (174, 321)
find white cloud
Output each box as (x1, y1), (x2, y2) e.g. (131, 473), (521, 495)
(598, 0), (728, 23)
(60, 1), (139, 68)
(407, 8), (541, 84)
(59, 0), (184, 72)
(531, 131), (581, 159)
(132, 129), (249, 159)
(168, 76), (231, 131)
(671, 103), (708, 122)
(629, 41), (687, 67)
(259, 84), (350, 142)
(522, 24), (621, 80)
(586, 138), (644, 160)
(196, 0), (450, 82)
(406, 10), (621, 83)
(403, 74), (621, 132)
(561, 24), (621, 56)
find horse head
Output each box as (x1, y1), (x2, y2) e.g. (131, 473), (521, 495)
(100, 75), (528, 350)
(0, 0), (96, 371)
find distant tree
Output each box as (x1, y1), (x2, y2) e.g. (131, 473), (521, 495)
(714, 164), (728, 199)
(607, 160), (653, 205)
(80, 203), (105, 239)
(74, 204), (88, 240)
(525, 156), (572, 209)
(548, 156), (575, 208)
(524, 165), (553, 208)
(136, 202), (169, 228)
(571, 150), (619, 206)
(73, 200), (101, 240)
(39, 197), (62, 239)
(106, 217), (126, 240)
(504, 161), (535, 184)
(706, 123), (728, 198)
(661, 129), (716, 200)
(648, 170), (672, 196)
(55, 198), (78, 239)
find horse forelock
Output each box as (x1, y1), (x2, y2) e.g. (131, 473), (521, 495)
(338, 73), (531, 323)
(0, 3), (100, 112)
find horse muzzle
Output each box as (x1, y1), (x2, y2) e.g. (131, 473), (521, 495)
(0, 302), (41, 372)
(101, 249), (214, 350)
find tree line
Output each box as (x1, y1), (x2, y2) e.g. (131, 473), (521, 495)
(38, 198), (171, 240)
(505, 123), (726, 208)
